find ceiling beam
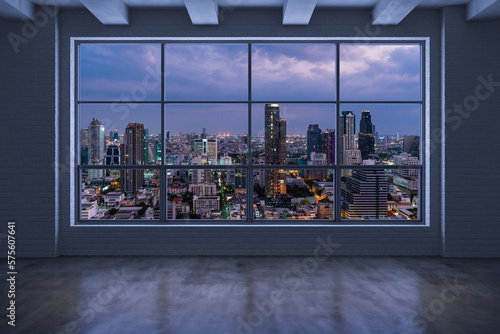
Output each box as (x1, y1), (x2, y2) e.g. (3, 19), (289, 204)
(372, 0), (422, 25)
(79, 0), (129, 25)
(283, 0), (317, 25)
(0, 0), (34, 20)
(467, 0), (500, 20)
(184, 0), (218, 25)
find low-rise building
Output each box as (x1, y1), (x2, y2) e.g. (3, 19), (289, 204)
(103, 192), (124, 207)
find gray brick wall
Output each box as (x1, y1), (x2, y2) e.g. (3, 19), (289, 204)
(443, 7), (500, 257)
(0, 12), (57, 258)
(56, 8), (443, 256)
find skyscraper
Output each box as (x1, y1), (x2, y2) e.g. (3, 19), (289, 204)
(341, 169), (387, 219)
(143, 128), (149, 165)
(88, 118), (105, 179)
(321, 129), (335, 164)
(194, 138), (218, 164)
(264, 104), (287, 198)
(120, 122), (144, 193)
(105, 144), (120, 165)
(340, 111), (359, 165)
(88, 118), (105, 164)
(358, 110), (375, 160)
(80, 128), (89, 165)
(307, 124), (322, 160)
(403, 135), (420, 157)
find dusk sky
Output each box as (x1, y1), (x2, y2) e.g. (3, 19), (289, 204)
(79, 42), (421, 136)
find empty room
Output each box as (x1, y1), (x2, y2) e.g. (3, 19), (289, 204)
(1, 0), (500, 333)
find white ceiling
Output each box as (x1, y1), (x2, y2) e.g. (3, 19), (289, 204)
(1, 0), (499, 24)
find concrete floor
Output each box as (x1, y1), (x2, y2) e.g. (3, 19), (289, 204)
(2, 256), (500, 334)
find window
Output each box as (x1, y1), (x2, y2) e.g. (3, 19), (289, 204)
(75, 38), (426, 224)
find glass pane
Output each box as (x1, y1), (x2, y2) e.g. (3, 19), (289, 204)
(339, 104), (421, 165)
(79, 104), (161, 166)
(80, 43), (161, 101)
(252, 43), (336, 101)
(164, 104), (248, 166)
(167, 169), (247, 220)
(252, 104), (336, 165)
(81, 169), (160, 220)
(340, 43), (421, 101)
(341, 169), (419, 220)
(165, 44), (248, 101)
(253, 169), (334, 220)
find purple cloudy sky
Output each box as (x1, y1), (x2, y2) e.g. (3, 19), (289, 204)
(79, 42), (421, 136)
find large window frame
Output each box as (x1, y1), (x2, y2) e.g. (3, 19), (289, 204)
(71, 37), (430, 227)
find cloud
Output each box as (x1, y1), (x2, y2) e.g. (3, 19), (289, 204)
(165, 44), (248, 101)
(80, 44), (162, 101)
(340, 44), (421, 100)
(252, 44), (336, 101)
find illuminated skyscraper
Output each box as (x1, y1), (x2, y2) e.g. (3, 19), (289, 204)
(194, 138), (218, 164)
(358, 110), (375, 160)
(264, 104), (287, 198)
(321, 129), (335, 164)
(88, 118), (105, 179)
(307, 124), (322, 160)
(143, 128), (149, 165)
(120, 122), (144, 193)
(88, 118), (105, 164)
(340, 111), (358, 165)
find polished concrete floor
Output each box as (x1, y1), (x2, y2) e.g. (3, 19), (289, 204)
(2, 256), (500, 334)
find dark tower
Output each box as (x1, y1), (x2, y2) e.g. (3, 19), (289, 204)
(358, 110), (375, 160)
(264, 104), (287, 199)
(307, 124), (322, 160)
(321, 129), (335, 165)
(120, 123), (144, 193)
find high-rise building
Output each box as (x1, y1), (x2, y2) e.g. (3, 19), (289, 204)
(88, 118), (105, 164)
(341, 169), (387, 219)
(88, 118), (105, 179)
(264, 104), (287, 198)
(105, 144), (120, 165)
(393, 153), (419, 177)
(109, 129), (118, 143)
(403, 135), (420, 157)
(234, 169), (247, 189)
(358, 110), (375, 160)
(307, 124), (322, 160)
(344, 149), (362, 165)
(194, 138), (218, 164)
(321, 129), (335, 164)
(306, 152), (329, 180)
(340, 111), (356, 164)
(143, 128), (149, 165)
(80, 128), (89, 165)
(120, 123), (144, 193)
(155, 140), (162, 163)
